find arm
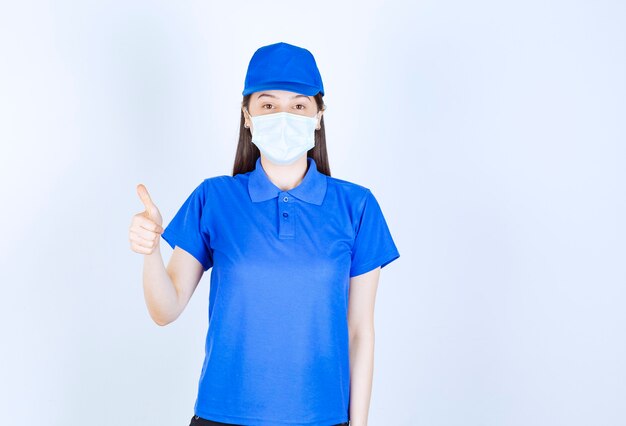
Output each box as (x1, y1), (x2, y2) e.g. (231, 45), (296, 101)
(347, 266), (381, 426)
(143, 244), (204, 326)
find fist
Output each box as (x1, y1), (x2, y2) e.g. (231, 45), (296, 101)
(129, 184), (165, 255)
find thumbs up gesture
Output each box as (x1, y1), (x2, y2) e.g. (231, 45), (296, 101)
(129, 184), (165, 255)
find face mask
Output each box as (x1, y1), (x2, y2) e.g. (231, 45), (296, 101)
(249, 111), (318, 165)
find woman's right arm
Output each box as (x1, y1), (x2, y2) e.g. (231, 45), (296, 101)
(130, 184), (204, 326)
(142, 245), (204, 326)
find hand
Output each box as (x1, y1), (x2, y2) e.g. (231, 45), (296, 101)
(129, 184), (165, 255)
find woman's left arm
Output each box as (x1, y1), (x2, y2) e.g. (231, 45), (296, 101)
(347, 266), (381, 426)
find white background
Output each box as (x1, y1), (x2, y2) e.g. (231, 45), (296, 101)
(1, 1), (624, 425)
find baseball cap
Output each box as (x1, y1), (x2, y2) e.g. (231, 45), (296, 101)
(242, 42), (325, 97)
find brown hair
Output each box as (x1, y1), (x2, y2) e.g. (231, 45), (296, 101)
(231, 93), (331, 177)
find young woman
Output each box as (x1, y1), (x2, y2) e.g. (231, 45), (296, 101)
(129, 42), (400, 426)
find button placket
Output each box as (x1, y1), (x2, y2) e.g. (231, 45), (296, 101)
(278, 192), (295, 239)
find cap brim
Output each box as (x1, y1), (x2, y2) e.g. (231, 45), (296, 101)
(243, 81), (323, 97)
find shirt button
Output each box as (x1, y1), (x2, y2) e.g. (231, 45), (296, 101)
(283, 196), (289, 202)
(282, 212), (289, 218)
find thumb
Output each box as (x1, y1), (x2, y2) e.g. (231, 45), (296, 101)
(137, 184), (157, 218)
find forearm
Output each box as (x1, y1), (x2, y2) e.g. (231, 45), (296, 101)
(143, 245), (180, 325)
(349, 329), (375, 426)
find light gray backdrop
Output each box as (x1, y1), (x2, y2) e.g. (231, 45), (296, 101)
(0, 1), (624, 425)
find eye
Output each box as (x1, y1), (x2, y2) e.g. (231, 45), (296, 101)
(262, 104), (274, 110)
(295, 104), (306, 110)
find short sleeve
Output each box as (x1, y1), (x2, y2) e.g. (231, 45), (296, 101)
(161, 180), (213, 271)
(349, 189), (400, 278)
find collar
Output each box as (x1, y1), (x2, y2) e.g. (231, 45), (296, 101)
(248, 156), (327, 205)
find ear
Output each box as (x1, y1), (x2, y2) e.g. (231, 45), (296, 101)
(315, 108), (324, 130)
(242, 106), (251, 129)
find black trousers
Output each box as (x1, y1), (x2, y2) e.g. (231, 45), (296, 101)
(189, 414), (349, 426)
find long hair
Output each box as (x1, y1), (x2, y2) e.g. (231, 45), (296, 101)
(231, 93), (331, 177)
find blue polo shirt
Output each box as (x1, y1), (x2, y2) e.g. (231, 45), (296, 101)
(161, 156), (400, 426)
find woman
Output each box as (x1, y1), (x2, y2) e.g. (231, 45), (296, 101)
(129, 42), (400, 426)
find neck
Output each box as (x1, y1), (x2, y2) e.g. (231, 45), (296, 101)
(260, 155), (309, 191)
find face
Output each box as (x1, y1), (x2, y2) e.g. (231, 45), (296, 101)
(242, 90), (324, 132)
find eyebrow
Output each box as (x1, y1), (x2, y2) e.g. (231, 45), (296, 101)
(256, 93), (311, 101)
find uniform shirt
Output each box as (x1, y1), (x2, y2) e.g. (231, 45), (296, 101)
(161, 156), (400, 426)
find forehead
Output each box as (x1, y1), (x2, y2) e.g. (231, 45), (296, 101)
(252, 90), (311, 101)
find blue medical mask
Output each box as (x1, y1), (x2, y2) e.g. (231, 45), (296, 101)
(249, 111), (318, 165)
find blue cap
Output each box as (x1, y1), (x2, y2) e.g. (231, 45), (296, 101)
(242, 42), (324, 97)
